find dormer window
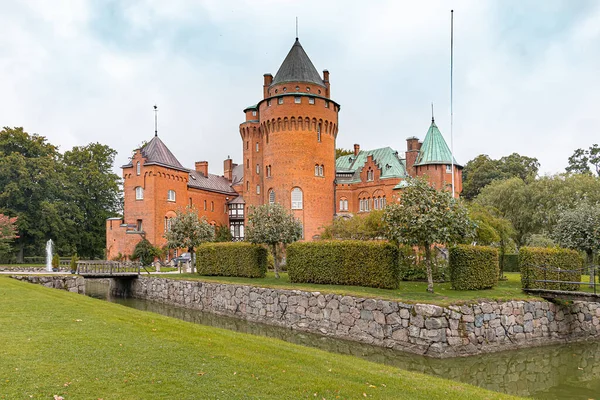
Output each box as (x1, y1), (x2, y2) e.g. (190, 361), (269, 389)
(136, 162), (140, 175)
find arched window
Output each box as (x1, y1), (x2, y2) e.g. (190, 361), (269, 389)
(314, 164), (319, 176)
(135, 186), (144, 200)
(167, 190), (176, 202)
(136, 161), (140, 175)
(211, 201), (214, 212)
(256, 185), (260, 195)
(256, 142), (259, 152)
(382, 196), (386, 208)
(256, 164), (260, 174)
(204, 199), (207, 211)
(374, 197), (379, 210)
(269, 189), (275, 204)
(319, 165), (324, 177)
(246, 181), (249, 191)
(317, 124), (321, 142)
(339, 197), (348, 211)
(291, 188), (303, 210)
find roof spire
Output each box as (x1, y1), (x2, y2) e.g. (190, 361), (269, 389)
(153, 104), (158, 137)
(431, 102), (435, 123)
(295, 17), (298, 40)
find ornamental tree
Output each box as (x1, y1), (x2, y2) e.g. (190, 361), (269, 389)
(131, 239), (162, 267)
(0, 213), (18, 256)
(552, 203), (600, 285)
(164, 206), (215, 273)
(245, 203), (303, 278)
(383, 177), (475, 293)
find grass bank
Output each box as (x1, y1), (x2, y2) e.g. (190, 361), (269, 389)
(0, 277), (519, 399)
(164, 272), (537, 306)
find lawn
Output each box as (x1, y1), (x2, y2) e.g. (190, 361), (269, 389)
(0, 277), (520, 399)
(164, 272), (538, 306)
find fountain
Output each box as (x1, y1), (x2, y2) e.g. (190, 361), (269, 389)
(45, 239), (54, 272)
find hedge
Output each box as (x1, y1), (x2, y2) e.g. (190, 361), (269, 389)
(287, 241), (399, 289)
(502, 254), (519, 272)
(196, 242), (267, 278)
(449, 245), (499, 290)
(519, 247), (582, 291)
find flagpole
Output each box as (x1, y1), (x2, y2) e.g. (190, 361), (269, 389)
(450, 10), (455, 197)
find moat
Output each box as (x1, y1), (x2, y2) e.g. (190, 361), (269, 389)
(86, 280), (600, 399)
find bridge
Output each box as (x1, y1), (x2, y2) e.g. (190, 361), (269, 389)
(77, 261), (140, 278)
(522, 265), (599, 302)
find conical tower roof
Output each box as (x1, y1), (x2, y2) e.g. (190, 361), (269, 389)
(140, 136), (186, 171)
(414, 120), (461, 167)
(271, 39), (325, 87)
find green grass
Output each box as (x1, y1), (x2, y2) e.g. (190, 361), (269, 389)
(166, 272), (537, 306)
(0, 277), (519, 399)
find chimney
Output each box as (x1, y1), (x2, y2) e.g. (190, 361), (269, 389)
(353, 143), (360, 156)
(195, 161), (208, 177)
(263, 73), (273, 99)
(405, 137), (420, 178)
(323, 69), (330, 97)
(224, 157), (233, 181)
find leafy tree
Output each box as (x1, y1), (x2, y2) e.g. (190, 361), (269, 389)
(335, 148), (353, 158)
(552, 203), (600, 285)
(566, 144), (600, 176)
(164, 206), (215, 274)
(320, 210), (385, 240)
(131, 239), (161, 267)
(462, 153), (539, 200)
(525, 234), (556, 248)
(214, 224), (233, 242)
(0, 214), (18, 257)
(383, 177), (475, 293)
(245, 203), (303, 278)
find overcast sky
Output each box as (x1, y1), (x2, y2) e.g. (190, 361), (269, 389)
(1, 0), (599, 176)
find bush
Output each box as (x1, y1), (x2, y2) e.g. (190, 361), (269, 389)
(449, 245), (499, 290)
(70, 254), (78, 273)
(519, 247), (582, 291)
(51, 254), (60, 270)
(502, 254), (519, 272)
(196, 242), (267, 278)
(287, 241), (399, 289)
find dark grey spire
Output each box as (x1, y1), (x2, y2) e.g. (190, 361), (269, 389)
(271, 39), (325, 87)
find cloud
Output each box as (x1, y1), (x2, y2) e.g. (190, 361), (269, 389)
(0, 0), (598, 177)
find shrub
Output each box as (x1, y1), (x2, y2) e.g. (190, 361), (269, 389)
(502, 254), (519, 272)
(449, 245), (499, 290)
(196, 242), (267, 278)
(287, 241), (399, 289)
(70, 254), (78, 273)
(51, 254), (60, 270)
(519, 247), (582, 291)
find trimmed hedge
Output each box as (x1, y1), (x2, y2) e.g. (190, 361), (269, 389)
(287, 241), (399, 289)
(449, 245), (499, 290)
(196, 242), (267, 278)
(502, 254), (519, 272)
(519, 247), (582, 291)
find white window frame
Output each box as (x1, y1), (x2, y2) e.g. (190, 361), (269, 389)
(278, 97), (284, 105)
(135, 186), (144, 200)
(256, 185), (260, 195)
(446, 164), (452, 173)
(325, 101), (329, 108)
(294, 96), (301, 104)
(314, 165), (319, 176)
(167, 190), (176, 202)
(291, 187), (303, 210)
(269, 190), (275, 204)
(319, 165), (324, 177)
(267, 100), (271, 106)
(256, 164), (260, 174)
(136, 161), (140, 176)
(252, 111), (257, 116)
(308, 97), (315, 105)
(256, 142), (259, 152)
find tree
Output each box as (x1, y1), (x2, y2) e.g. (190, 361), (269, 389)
(566, 144), (600, 176)
(336, 148), (353, 158)
(164, 206), (215, 273)
(320, 210), (385, 240)
(552, 203), (600, 285)
(383, 177), (475, 293)
(462, 153), (539, 200)
(0, 214), (18, 257)
(131, 239), (161, 267)
(214, 225), (233, 242)
(245, 203), (303, 278)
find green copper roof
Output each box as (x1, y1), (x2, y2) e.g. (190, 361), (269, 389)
(414, 120), (461, 167)
(336, 147), (408, 183)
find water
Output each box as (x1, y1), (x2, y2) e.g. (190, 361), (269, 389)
(86, 280), (600, 399)
(45, 239), (53, 272)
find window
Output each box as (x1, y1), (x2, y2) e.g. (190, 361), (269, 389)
(167, 190), (176, 202)
(278, 97), (284, 105)
(319, 165), (324, 177)
(314, 164), (319, 176)
(246, 159), (249, 169)
(283, 87), (287, 92)
(381, 196), (386, 208)
(308, 97), (315, 105)
(204, 199), (207, 211)
(136, 162), (140, 175)
(367, 169), (374, 181)
(266, 165), (271, 177)
(269, 189), (275, 204)
(267, 100), (272, 106)
(256, 164), (260, 174)
(374, 197), (379, 210)
(189, 197), (192, 206)
(246, 181), (249, 191)
(291, 187), (303, 210)
(446, 164), (452, 173)
(256, 185), (260, 195)
(246, 141), (249, 150)
(359, 199), (364, 212)
(339, 198), (348, 211)
(317, 124), (321, 142)
(294, 96), (301, 104)
(295, 86), (300, 91)
(136, 219), (143, 232)
(135, 186), (144, 200)
(325, 101), (329, 108)
(211, 201), (214, 212)
(306, 87), (310, 92)
(256, 142), (259, 152)
(252, 111), (257, 116)
(230, 221), (244, 240)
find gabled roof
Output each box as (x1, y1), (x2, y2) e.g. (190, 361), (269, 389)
(335, 147), (408, 184)
(414, 120), (461, 167)
(188, 170), (237, 195)
(271, 39), (325, 88)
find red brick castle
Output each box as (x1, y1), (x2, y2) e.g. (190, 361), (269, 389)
(106, 38), (462, 260)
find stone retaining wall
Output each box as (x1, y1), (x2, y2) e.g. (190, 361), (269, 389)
(130, 277), (600, 358)
(0, 266), (70, 273)
(11, 275), (85, 293)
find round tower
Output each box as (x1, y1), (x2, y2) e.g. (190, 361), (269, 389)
(240, 38), (340, 239)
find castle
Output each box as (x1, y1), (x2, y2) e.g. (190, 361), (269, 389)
(106, 38), (462, 260)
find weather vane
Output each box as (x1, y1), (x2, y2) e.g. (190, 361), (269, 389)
(154, 104), (158, 137)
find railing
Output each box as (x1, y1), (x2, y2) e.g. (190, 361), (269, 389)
(77, 260), (140, 276)
(530, 264), (599, 295)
